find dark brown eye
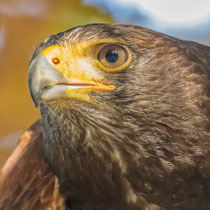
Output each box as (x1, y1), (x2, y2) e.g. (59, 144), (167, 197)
(97, 44), (129, 69)
(52, 57), (60, 65)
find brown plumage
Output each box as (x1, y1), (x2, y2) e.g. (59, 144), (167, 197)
(0, 120), (65, 210)
(0, 23), (210, 209)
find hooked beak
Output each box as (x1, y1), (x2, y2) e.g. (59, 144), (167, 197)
(28, 55), (115, 107)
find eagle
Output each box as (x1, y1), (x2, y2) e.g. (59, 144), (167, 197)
(0, 23), (210, 210)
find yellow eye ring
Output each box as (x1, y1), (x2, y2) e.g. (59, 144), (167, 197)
(95, 44), (131, 71)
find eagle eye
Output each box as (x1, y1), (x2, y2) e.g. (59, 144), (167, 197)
(96, 44), (131, 71)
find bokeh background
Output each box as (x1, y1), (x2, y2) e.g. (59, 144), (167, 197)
(0, 0), (210, 167)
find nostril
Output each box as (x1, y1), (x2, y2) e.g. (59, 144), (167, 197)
(52, 57), (60, 65)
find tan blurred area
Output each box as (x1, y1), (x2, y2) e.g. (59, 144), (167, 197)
(0, 0), (112, 167)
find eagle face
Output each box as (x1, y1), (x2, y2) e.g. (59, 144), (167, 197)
(28, 25), (136, 109)
(28, 24), (210, 209)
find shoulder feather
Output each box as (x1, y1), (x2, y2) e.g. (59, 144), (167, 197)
(0, 120), (65, 210)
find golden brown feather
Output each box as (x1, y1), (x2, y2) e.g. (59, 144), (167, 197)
(0, 120), (65, 210)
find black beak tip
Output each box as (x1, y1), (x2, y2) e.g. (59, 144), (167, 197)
(28, 76), (38, 107)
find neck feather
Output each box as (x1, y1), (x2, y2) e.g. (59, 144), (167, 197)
(39, 99), (210, 209)
(40, 102), (144, 208)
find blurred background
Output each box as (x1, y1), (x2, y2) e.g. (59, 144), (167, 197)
(0, 0), (210, 167)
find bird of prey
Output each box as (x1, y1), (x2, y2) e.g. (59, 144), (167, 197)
(0, 23), (210, 210)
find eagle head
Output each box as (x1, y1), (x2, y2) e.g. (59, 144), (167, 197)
(28, 24), (210, 209)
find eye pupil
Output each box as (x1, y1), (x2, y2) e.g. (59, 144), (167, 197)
(105, 50), (118, 63)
